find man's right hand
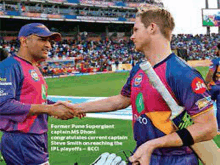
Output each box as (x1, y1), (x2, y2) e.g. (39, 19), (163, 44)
(29, 104), (78, 120)
(48, 104), (76, 120)
(54, 101), (86, 119)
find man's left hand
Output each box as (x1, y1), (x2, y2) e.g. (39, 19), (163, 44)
(129, 141), (156, 165)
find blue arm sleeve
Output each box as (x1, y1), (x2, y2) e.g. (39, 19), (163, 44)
(121, 63), (140, 97)
(0, 61), (31, 122)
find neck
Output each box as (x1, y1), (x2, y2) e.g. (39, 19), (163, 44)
(17, 49), (36, 65)
(143, 37), (172, 66)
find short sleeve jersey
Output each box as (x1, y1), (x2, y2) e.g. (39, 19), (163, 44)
(209, 57), (220, 86)
(121, 53), (213, 156)
(0, 55), (48, 134)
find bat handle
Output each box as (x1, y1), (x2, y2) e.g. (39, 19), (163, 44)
(140, 61), (184, 116)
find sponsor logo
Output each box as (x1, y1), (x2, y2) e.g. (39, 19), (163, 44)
(0, 88), (8, 96)
(42, 84), (47, 100)
(177, 111), (194, 129)
(0, 82), (12, 85)
(0, 89), (4, 94)
(191, 77), (207, 94)
(133, 114), (148, 125)
(135, 93), (145, 113)
(0, 77), (7, 81)
(0, 93), (8, 96)
(133, 73), (143, 87)
(29, 70), (39, 82)
(195, 97), (212, 110)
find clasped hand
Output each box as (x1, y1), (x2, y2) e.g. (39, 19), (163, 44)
(49, 101), (85, 120)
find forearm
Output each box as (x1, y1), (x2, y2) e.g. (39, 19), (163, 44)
(0, 101), (55, 121)
(149, 131), (183, 149)
(0, 99), (31, 122)
(30, 104), (76, 120)
(187, 121), (217, 142)
(29, 104), (52, 116)
(149, 125), (208, 149)
(150, 111), (217, 149)
(72, 95), (131, 113)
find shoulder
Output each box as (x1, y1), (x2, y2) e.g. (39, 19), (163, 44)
(165, 54), (205, 94)
(129, 61), (141, 78)
(0, 56), (20, 67)
(211, 58), (220, 65)
(166, 54), (201, 81)
(0, 56), (22, 73)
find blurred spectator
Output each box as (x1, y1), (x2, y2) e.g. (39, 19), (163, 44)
(177, 42), (188, 61)
(115, 59), (119, 70)
(0, 48), (9, 61)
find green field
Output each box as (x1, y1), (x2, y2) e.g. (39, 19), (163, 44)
(46, 72), (130, 97)
(1, 66), (220, 165)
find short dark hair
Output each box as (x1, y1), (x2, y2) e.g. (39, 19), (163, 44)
(0, 48), (9, 61)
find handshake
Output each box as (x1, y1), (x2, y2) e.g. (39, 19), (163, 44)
(48, 101), (85, 120)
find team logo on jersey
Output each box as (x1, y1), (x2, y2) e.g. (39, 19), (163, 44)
(135, 93), (145, 113)
(42, 84), (47, 100)
(29, 70), (39, 82)
(133, 73), (143, 87)
(195, 96), (212, 110)
(191, 77), (207, 94)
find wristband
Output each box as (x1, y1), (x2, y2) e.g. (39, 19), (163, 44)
(176, 128), (194, 146)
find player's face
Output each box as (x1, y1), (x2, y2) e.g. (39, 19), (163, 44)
(130, 17), (150, 52)
(26, 35), (52, 61)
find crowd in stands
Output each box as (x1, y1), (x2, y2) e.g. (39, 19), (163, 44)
(38, 38), (145, 76)
(1, 0), (162, 20)
(2, 3), (136, 19)
(0, 37), (144, 76)
(71, 8), (136, 19)
(1, 33), (219, 76)
(171, 33), (220, 60)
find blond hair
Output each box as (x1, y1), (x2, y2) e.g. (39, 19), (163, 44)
(137, 4), (175, 41)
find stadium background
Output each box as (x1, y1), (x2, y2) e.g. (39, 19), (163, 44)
(0, 0), (220, 164)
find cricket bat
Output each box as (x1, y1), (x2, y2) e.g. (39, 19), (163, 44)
(140, 61), (220, 165)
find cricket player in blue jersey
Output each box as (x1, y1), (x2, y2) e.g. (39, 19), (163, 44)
(0, 23), (76, 165)
(57, 5), (217, 165)
(206, 43), (220, 131)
